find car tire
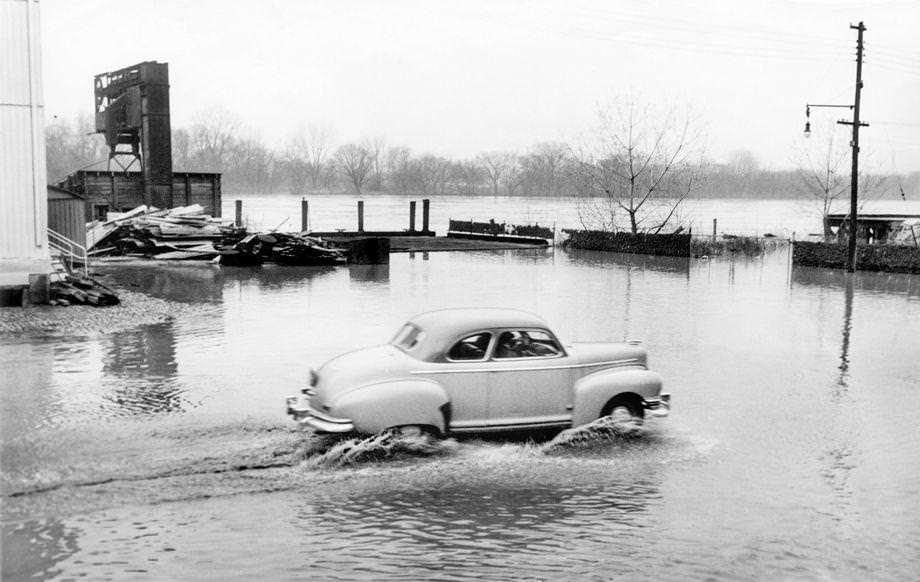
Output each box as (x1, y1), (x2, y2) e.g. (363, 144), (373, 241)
(393, 424), (440, 438)
(602, 396), (645, 422)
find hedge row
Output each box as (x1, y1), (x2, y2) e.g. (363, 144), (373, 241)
(563, 230), (692, 257)
(792, 241), (920, 273)
(449, 219), (554, 239)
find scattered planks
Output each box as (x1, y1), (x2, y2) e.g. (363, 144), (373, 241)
(50, 275), (120, 307)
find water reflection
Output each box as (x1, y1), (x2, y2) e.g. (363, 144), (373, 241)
(301, 478), (661, 576)
(837, 276), (854, 393)
(565, 248), (691, 275)
(110, 265), (223, 303)
(792, 265), (919, 298)
(1, 519), (81, 581)
(349, 263), (390, 283)
(100, 322), (188, 415)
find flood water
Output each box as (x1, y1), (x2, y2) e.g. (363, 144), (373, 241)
(3, 241), (920, 579)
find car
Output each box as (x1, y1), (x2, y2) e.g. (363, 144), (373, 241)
(285, 308), (670, 436)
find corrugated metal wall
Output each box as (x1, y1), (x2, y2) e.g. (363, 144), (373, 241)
(48, 197), (86, 247)
(0, 0), (49, 263)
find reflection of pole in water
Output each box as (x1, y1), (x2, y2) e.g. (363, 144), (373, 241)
(837, 276), (855, 392)
(623, 265), (632, 339)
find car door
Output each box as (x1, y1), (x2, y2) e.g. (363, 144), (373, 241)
(412, 331), (492, 432)
(484, 329), (573, 430)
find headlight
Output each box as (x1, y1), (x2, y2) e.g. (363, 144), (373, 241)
(309, 368), (319, 387)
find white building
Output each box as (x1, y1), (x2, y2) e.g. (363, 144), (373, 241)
(0, 0), (51, 304)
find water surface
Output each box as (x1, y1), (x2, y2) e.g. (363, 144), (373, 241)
(2, 245), (919, 581)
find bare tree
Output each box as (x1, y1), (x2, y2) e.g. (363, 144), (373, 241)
(451, 159), (482, 195)
(477, 152), (514, 196)
(797, 128), (889, 238)
(502, 155), (525, 196)
(522, 142), (569, 196)
(797, 131), (849, 237)
(407, 154), (451, 195)
(573, 101), (703, 234)
(45, 114), (108, 182)
(366, 137), (387, 191)
(188, 108), (242, 173)
(385, 146), (412, 193)
(335, 143), (374, 194)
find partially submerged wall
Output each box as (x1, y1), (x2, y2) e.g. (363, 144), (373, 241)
(563, 230), (691, 257)
(793, 241), (920, 274)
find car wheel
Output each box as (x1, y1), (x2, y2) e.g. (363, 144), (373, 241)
(602, 397), (644, 422)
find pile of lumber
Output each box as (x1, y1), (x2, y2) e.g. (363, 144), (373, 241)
(50, 274), (120, 307)
(87, 204), (242, 256)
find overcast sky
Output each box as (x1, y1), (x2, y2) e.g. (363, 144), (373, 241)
(39, 0), (920, 173)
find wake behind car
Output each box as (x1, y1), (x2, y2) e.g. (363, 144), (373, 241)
(286, 308), (670, 436)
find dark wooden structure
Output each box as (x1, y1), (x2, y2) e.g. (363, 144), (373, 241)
(827, 212), (920, 245)
(60, 170), (221, 222)
(47, 185), (86, 246)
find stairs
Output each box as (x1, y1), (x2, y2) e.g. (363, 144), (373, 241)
(48, 228), (88, 278)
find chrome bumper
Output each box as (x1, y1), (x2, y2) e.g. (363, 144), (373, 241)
(285, 395), (355, 433)
(643, 393), (671, 418)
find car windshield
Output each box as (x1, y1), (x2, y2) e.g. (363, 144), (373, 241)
(391, 323), (424, 351)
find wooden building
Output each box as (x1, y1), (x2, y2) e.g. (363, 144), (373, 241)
(59, 170), (222, 222)
(827, 212), (920, 245)
(47, 185), (86, 246)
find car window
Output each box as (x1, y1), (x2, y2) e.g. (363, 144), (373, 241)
(447, 332), (492, 361)
(494, 329), (562, 359)
(392, 323), (424, 351)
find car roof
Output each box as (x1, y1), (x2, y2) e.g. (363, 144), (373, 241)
(401, 308), (552, 360)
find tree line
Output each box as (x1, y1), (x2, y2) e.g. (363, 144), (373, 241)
(45, 107), (917, 234)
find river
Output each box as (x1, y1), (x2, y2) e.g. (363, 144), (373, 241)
(2, 197), (919, 580)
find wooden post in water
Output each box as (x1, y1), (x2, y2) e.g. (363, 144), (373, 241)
(301, 199), (309, 232)
(409, 200), (417, 232)
(422, 199), (430, 233)
(712, 218), (717, 242)
(357, 200), (365, 233)
(235, 200), (243, 227)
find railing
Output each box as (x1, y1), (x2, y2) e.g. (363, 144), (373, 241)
(48, 228), (88, 277)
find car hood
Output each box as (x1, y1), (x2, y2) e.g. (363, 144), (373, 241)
(313, 344), (411, 405)
(566, 341), (648, 367)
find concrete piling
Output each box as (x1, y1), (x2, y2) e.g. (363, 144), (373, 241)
(358, 200), (365, 232)
(301, 199), (309, 232)
(409, 201), (417, 232)
(235, 200), (243, 227)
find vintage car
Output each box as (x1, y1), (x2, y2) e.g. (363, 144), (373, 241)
(286, 308), (670, 436)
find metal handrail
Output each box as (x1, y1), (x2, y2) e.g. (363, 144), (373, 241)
(48, 228), (89, 277)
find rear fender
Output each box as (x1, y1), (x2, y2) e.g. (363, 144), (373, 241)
(333, 379), (449, 435)
(572, 368), (663, 426)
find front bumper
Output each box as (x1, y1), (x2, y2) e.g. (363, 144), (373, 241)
(285, 395), (355, 433)
(643, 393), (671, 418)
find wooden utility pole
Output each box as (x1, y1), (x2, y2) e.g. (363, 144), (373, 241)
(804, 22), (868, 272)
(843, 22), (866, 273)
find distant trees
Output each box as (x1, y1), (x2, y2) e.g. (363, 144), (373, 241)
(45, 108), (907, 201)
(573, 101), (704, 234)
(335, 143), (375, 194)
(44, 114), (108, 182)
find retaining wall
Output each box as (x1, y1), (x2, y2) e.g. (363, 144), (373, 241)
(792, 241), (920, 274)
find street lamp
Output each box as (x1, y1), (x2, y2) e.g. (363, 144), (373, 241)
(803, 22), (868, 273)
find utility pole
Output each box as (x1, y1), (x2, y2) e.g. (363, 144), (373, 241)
(843, 22), (866, 273)
(804, 21), (869, 273)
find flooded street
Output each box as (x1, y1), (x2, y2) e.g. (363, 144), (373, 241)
(2, 246), (920, 580)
